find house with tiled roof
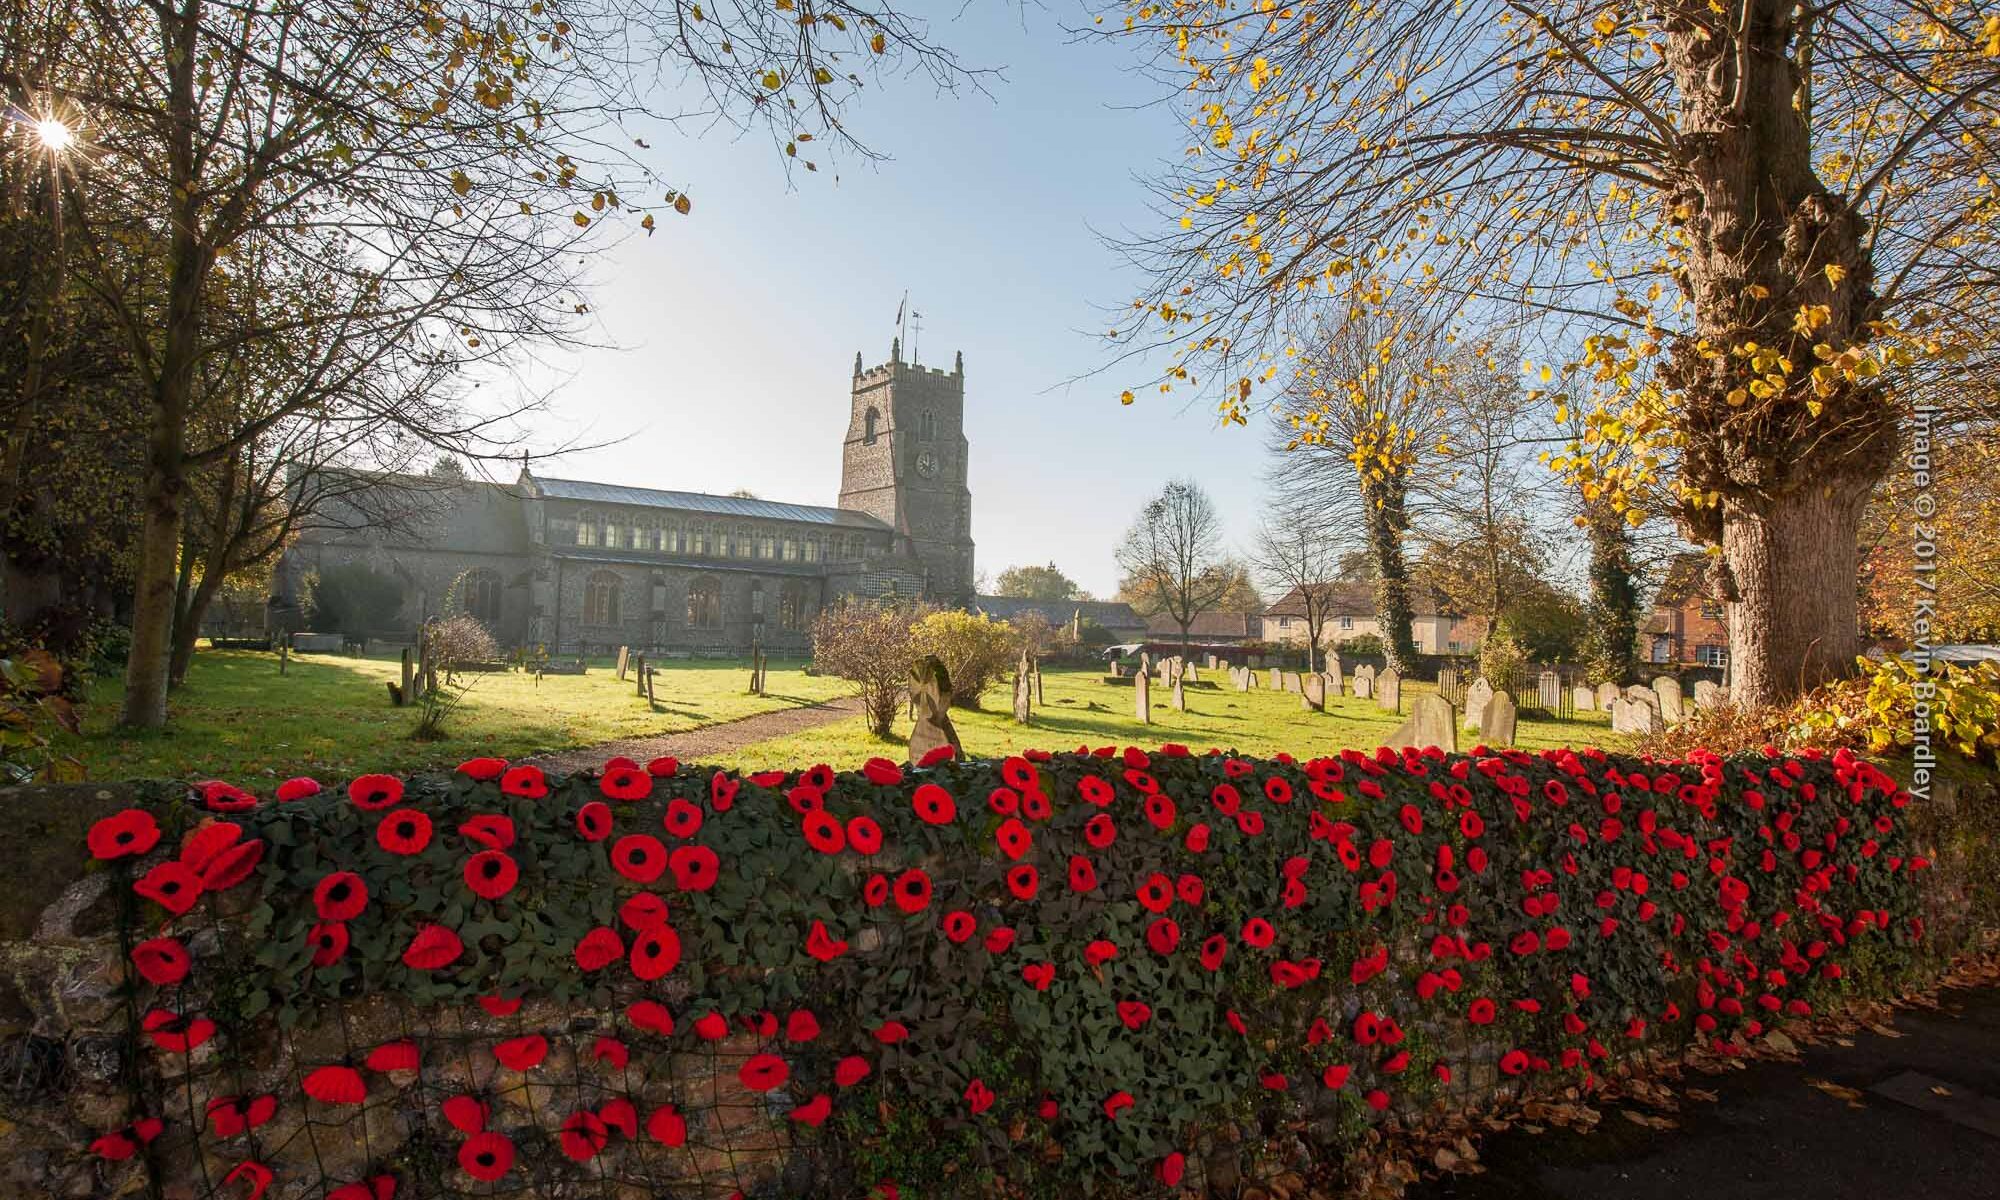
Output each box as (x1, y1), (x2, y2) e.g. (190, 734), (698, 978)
(1645, 552), (1729, 668)
(1260, 583), (1477, 655)
(1141, 610), (1264, 644)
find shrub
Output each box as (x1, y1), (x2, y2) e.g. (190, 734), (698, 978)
(911, 609), (1016, 709)
(811, 602), (929, 736)
(425, 613), (500, 678)
(1477, 620), (1529, 691)
(85, 742), (1932, 1198)
(1335, 632), (1384, 656)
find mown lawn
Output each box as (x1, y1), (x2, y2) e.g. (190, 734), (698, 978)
(719, 666), (1630, 770)
(62, 648), (848, 781)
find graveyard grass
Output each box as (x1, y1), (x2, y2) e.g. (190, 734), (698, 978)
(717, 668), (1630, 770)
(62, 649), (1630, 782)
(61, 648), (850, 780)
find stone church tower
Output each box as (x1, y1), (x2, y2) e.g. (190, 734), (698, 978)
(838, 340), (976, 602)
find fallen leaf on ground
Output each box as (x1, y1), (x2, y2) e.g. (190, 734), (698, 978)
(1623, 1110), (1679, 1130)
(1806, 1078), (1867, 1108)
(1685, 1088), (1720, 1103)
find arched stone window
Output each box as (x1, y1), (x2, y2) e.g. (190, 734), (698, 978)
(686, 575), (721, 629)
(735, 527), (754, 559)
(459, 568), (503, 622)
(864, 408), (879, 444)
(779, 581), (812, 631)
(757, 534), (775, 560)
(689, 523), (709, 556)
(662, 524), (681, 553)
(574, 510), (600, 547)
(584, 570), (621, 625)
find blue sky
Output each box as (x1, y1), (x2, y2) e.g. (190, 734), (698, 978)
(502, 4), (1271, 599)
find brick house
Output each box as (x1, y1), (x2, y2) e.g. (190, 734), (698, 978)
(1260, 583), (1477, 655)
(1643, 552), (1729, 668)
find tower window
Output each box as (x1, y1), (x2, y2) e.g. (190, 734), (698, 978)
(919, 410), (937, 442)
(864, 408), (880, 445)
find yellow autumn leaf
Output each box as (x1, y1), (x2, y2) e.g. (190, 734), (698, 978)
(572, 212), (590, 227)
(761, 69), (781, 90)
(1120, 390), (1135, 405)
(870, 32), (886, 54)
(451, 170), (472, 196)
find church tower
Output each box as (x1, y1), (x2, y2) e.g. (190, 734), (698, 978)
(838, 339), (975, 601)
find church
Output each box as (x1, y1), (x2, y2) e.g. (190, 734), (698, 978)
(276, 342), (978, 656)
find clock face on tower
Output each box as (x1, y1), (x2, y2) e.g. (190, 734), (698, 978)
(914, 450), (939, 479)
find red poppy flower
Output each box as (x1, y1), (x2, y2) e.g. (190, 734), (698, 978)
(912, 783), (957, 825)
(598, 1095), (638, 1137)
(790, 1093), (833, 1127)
(628, 999), (675, 1035)
(494, 1033), (549, 1071)
(862, 874), (890, 906)
(739, 1053), (790, 1093)
(591, 1036), (630, 1069)
(984, 926), (1018, 954)
(660, 799), (703, 840)
(199, 780), (259, 812)
(458, 1131), (514, 1180)
(366, 1041), (420, 1072)
(806, 919), (850, 961)
(710, 771), (740, 811)
(1499, 1049), (1529, 1075)
(132, 937), (190, 987)
(1001, 754), (1038, 790)
(787, 784), (826, 815)
(801, 809), (846, 854)
(690, 1010), (726, 1039)
(561, 1109), (609, 1161)
(1200, 934), (1228, 971)
(574, 927), (625, 972)
(1021, 962), (1055, 991)
(1079, 775), (1115, 806)
(199, 838), (265, 891)
(177, 821), (241, 875)
(459, 814), (515, 850)
(309, 920), (350, 967)
(1186, 823), (1212, 853)
(646, 1105), (687, 1147)
(1084, 813), (1117, 849)
(917, 743), (956, 766)
(1323, 1063), (1351, 1089)
(89, 809), (161, 860)
(498, 764), (546, 799)
(1103, 1091), (1134, 1121)
(1146, 917), (1181, 955)
(863, 757), (905, 785)
(1241, 917), (1275, 948)
(965, 1078), (996, 1115)
(1117, 1000), (1152, 1030)
(942, 910), (977, 943)
(1006, 864), (1040, 900)
(443, 1095), (490, 1133)
(619, 892), (669, 932)
(206, 1093), (277, 1136)
(846, 815), (883, 855)
(223, 1160), (273, 1200)
(348, 774), (404, 810)
(1366, 1089), (1391, 1111)
(402, 923), (463, 970)
(835, 1056), (872, 1087)
(612, 834), (667, 883)
(479, 995), (522, 1017)
(989, 786), (1021, 815)
(1022, 789), (1052, 820)
(460, 850), (518, 900)
(304, 1064), (367, 1104)
(1068, 855), (1099, 892)
(377, 811), (432, 856)
(668, 845), (719, 891)
(134, 861), (202, 915)
(995, 817), (1032, 860)
(142, 1008), (216, 1053)
(1136, 873), (1173, 913)
(874, 1020), (910, 1044)
(1158, 1152), (1186, 1187)
(600, 766), (651, 802)
(892, 868), (933, 914)
(1086, 939), (1119, 967)
(1144, 793), (1177, 830)
(1467, 998), (1496, 1025)
(630, 925), (682, 981)
(458, 757), (507, 781)
(302, 873), (365, 923)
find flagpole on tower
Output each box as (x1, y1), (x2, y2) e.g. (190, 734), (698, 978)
(894, 291), (908, 362)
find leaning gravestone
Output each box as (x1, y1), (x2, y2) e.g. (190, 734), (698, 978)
(1301, 673), (1325, 712)
(1463, 678), (1495, 731)
(1013, 649), (1034, 725)
(1652, 676), (1685, 725)
(1136, 670), (1152, 724)
(1574, 685), (1597, 712)
(1236, 668), (1251, 692)
(1611, 697), (1658, 735)
(1375, 668), (1401, 712)
(1386, 694), (1458, 752)
(1185, 663), (1200, 684)
(1537, 671), (1562, 712)
(615, 645), (630, 681)
(907, 656), (962, 761)
(1597, 681), (1622, 711)
(1480, 691), (1519, 747)
(1171, 674), (1187, 712)
(1693, 679), (1723, 710)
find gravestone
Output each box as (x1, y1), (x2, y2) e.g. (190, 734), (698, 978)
(1481, 692), (1518, 747)
(1135, 670), (1152, 724)
(1574, 685), (1597, 712)
(1205, 654), (1218, 670)
(1386, 694), (1458, 752)
(1277, 671), (1298, 694)
(1139, 652), (1152, 678)
(1110, 661), (1123, 678)
(1652, 676), (1685, 725)
(1351, 669), (1372, 700)
(1171, 674), (1186, 711)
(615, 646), (630, 681)
(1624, 684), (1662, 718)
(1325, 653), (1343, 680)
(908, 656), (961, 760)
(1376, 668), (1401, 712)
(1185, 663), (1200, 683)
(634, 655), (649, 697)
(1537, 671), (1562, 712)
(1236, 668), (1251, 692)
(1597, 681), (1622, 711)
(1034, 660), (1044, 706)
(1323, 665), (1343, 700)
(1301, 673), (1325, 712)
(1013, 648), (1034, 724)
(1693, 679), (1723, 710)
(1464, 678), (1495, 731)
(1269, 668), (1282, 690)
(1611, 697), (1658, 735)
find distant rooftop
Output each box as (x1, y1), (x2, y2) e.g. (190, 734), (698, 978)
(971, 595), (1147, 631)
(528, 475), (889, 530)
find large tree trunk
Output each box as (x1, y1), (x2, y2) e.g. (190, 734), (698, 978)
(1361, 475), (1419, 673)
(1658, 1), (1897, 706)
(1717, 479), (1869, 706)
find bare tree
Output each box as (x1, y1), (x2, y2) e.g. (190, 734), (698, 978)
(1249, 513), (1342, 673)
(1103, 1), (2000, 705)
(1115, 479), (1231, 658)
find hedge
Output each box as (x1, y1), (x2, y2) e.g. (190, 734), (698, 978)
(85, 741), (1928, 1197)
